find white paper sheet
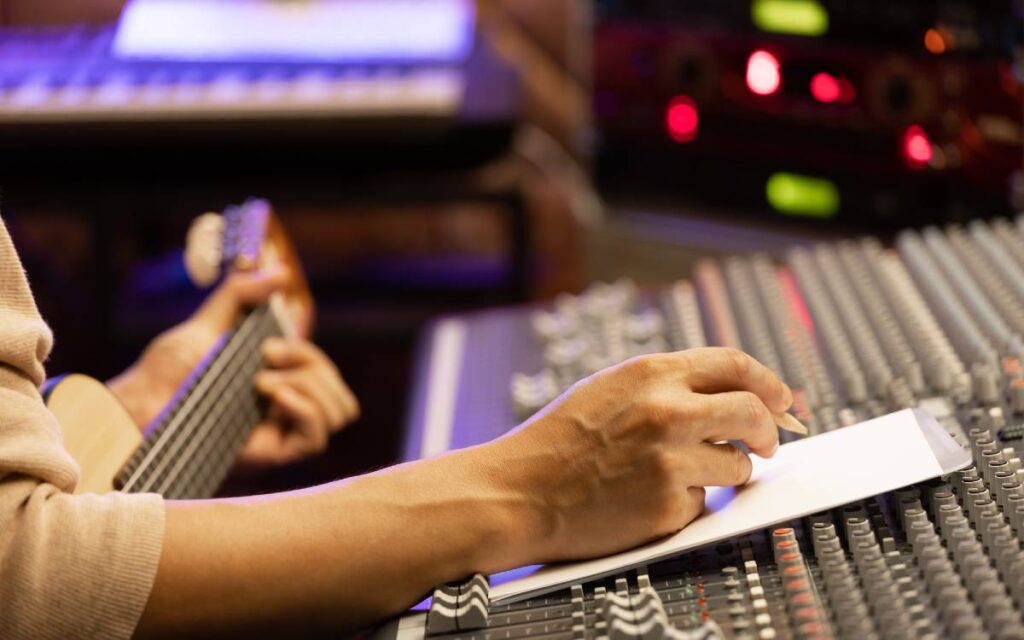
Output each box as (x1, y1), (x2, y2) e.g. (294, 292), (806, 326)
(490, 408), (971, 603)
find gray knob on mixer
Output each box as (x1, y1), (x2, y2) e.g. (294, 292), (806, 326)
(973, 362), (1001, 406)
(954, 371), (974, 404)
(924, 353), (953, 392)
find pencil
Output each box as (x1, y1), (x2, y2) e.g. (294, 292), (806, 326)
(774, 412), (809, 436)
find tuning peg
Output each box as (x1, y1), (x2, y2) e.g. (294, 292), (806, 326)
(184, 212), (225, 288)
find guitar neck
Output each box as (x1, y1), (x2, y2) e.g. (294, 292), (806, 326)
(115, 305), (282, 498)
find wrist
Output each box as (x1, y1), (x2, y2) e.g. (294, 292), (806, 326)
(458, 433), (562, 571)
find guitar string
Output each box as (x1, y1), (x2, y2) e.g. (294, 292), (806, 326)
(185, 387), (260, 497)
(125, 308), (266, 493)
(178, 391), (262, 498)
(181, 375), (263, 498)
(166, 318), (276, 498)
(122, 307), (268, 493)
(139, 322), (265, 496)
(171, 391), (248, 498)
(137, 308), (274, 495)
(115, 334), (228, 487)
(202, 388), (263, 495)
(186, 402), (260, 497)
(154, 326), (272, 497)
(168, 312), (278, 498)
(163, 368), (254, 497)
(128, 319), (260, 494)
(152, 308), (281, 497)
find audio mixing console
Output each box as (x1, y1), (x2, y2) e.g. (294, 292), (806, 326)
(384, 215), (1024, 640)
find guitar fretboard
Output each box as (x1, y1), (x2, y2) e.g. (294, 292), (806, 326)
(115, 305), (281, 498)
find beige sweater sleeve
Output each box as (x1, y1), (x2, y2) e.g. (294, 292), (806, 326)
(0, 217), (165, 640)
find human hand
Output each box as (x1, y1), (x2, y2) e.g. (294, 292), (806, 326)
(242, 336), (359, 467)
(109, 268), (358, 467)
(488, 347), (792, 563)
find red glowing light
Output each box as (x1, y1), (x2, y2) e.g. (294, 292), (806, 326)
(810, 73), (840, 103)
(665, 95), (699, 143)
(924, 28), (947, 55)
(902, 125), (933, 168)
(837, 77), (857, 103)
(746, 50), (781, 96)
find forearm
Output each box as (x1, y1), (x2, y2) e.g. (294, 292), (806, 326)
(134, 441), (545, 638)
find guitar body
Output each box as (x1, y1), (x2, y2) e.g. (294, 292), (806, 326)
(44, 374), (141, 495)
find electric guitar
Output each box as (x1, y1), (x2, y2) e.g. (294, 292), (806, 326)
(44, 199), (313, 498)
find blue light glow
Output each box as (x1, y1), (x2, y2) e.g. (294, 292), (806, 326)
(705, 486), (737, 514)
(489, 564), (545, 587)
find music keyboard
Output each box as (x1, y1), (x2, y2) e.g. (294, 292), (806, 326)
(0, 21), (519, 180)
(0, 26), (466, 123)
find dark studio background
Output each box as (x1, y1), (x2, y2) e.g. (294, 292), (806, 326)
(0, 0), (1020, 494)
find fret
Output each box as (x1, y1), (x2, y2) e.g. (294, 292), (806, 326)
(119, 304), (282, 498)
(122, 308), (267, 493)
(183, 308), (276, 495)
(159, 345), (267, 497)
(114, 335), (228, 489)
(180, 385), (262, 498)
(151, 308), (279, 498)
(151, 343), (256, 492)
(151, 311), (274, 496)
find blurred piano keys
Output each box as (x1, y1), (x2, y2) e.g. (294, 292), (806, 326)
(0, 0), (520, 181)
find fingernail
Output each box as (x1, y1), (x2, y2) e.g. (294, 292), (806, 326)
(782, 383), (794, 408)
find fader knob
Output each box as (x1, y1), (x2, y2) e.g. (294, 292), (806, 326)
(924, 354), (952, 392)
(973, 363), (1001, 406)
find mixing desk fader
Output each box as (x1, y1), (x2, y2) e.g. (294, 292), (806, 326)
(387, 215), (1024, 639)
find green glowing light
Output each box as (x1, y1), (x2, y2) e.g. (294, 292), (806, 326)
(751, 0), (829, 36)
(765, 172), (839, 218)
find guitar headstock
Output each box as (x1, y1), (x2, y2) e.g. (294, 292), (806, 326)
(184, 199), (314, 337)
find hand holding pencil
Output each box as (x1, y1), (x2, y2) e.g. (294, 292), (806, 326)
(500, 346), (802, 561)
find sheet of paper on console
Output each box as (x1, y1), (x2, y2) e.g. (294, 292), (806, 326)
(490, 408), (972, 604)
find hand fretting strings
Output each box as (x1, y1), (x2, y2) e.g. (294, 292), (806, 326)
(118, 308), (264, 493)
(118, 305), (281, 497)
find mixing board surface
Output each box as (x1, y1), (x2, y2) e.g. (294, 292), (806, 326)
(392, 215), (1024, 639)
